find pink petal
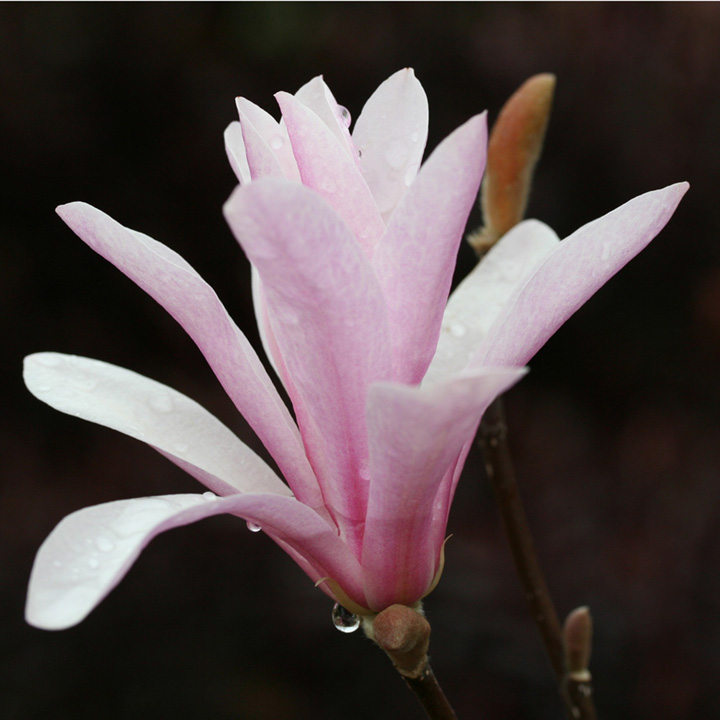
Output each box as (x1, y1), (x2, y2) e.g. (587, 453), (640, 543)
(361, 368), (526, 609)
(293, 76), (356, 158)
(235, 97), (300, 181)
(26, 493), (365, 630)
(55, 202), (324, 514)
(425, 219), (560, 384)
(352, 68), (429, 220)
(23, 353), (290, 498)
(471, 183), (690, 368)
(250, 266), (284, 379)
(238, 110), (285, 180)
(373, 114), (488, 384)
(275, 91), (385, 258)
(224, 180), (392, 551)
(223, 121), (251, 184)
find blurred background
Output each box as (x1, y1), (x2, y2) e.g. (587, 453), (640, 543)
(2, 3), (719, 719)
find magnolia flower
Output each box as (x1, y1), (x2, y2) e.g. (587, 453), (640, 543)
(24, 69), (687, 631)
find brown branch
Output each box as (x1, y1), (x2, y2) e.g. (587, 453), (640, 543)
(477, 397), (597, 720)
(404, 664), (459, 720)
(364, 604), (459, 720)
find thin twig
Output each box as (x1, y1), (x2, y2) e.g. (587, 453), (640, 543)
(404, 663), (459, 720)
(363, 605), (459, 720)
(477, 396), (597, 720)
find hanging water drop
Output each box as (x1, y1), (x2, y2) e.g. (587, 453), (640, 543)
(246, 521), (262, 533)
(332, 602), (360, 633)
(338, 105), (352, 128)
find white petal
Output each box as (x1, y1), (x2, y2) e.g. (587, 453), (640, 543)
(353, 68), (429, 220)
(24, 353), (291, 498)
(224, 121), (251, 184)
(26, 492), (365, 630)
(424, 220), (559, 384)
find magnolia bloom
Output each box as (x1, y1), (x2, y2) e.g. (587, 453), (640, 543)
(24, 69), (687, 631)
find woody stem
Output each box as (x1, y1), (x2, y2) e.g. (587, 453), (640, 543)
(477, 397), (597, 720)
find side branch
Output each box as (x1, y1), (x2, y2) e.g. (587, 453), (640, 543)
(477, 397), (597, 720)
(404, 665), (459, 720)
(364, 604), (458, 720)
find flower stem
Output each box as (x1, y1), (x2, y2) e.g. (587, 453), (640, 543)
(363, 604), (459, 720)
(477, 397), (597, 720)
(403, 663), (459, 720)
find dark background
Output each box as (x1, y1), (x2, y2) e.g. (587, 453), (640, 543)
(2, 3), (719, 719)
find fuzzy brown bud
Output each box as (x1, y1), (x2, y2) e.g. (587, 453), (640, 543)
(469, 73), (556, 255)
(363, 604), (430, 679)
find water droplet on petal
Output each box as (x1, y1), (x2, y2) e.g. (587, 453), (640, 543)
(36, 355), (63, 368)
(410, 131), (420, 143)
(338, 105), (352, 128)
(203, 491), (217, 501)
(269, 134), (284, 150)
(246, 521), (262, 533)
(173, 442), (189, 454)
(87, 557), (100, 570)
(34, 385), (52, 393)
(148, 394), (174, 413)
(332, 602), (360, 633)
(53, 560), (63, 568)
(96, 537), (115, 552)
(69, 376), (97, 392)
(449, 322), (467, 338)
(318, 176), (338, 194)
(385, 140), (408, 170)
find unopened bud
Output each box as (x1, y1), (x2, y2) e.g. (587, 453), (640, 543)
(363, 604), (430, 679)
(470, 73), (556, 255)
(563, 605), (593, 680)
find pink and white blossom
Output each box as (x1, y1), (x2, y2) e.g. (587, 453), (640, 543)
(24, 69), (687, 630)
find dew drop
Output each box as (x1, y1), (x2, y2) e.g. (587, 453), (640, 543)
(173, 442), (189, 454)
(34, 384), (52, 393)
(87, 557), (100, 570)
(96, 537), (115, 553)
(148, 394), (174, 413)
(35, 355), (62, 368)
(269, 135), (284, 150)
(384, 141), (408, 170)
(69, 376), (97, 392)
(410, 131), (420, 143)
(449, 322), (467, 338)
(203, 491), (217, 501)
(246, 521), (262, 533)
(318, 176), (338, 194)
(53, 560), (63, 568)
(338, 105), (352, 128)
(332, 602), (360, 633)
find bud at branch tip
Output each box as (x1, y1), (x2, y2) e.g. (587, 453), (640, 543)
(469, 73), (556, 255)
